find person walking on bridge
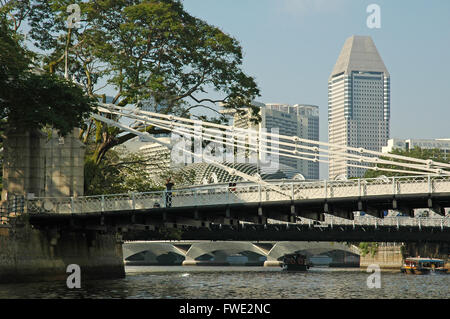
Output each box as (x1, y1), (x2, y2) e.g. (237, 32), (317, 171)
(165, 178), (174, 208)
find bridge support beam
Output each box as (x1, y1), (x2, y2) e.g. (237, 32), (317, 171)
(427, 198), (446, 216)
(331, 209), (354, 220)
(239, 216), (267, 225)
(209, 217), (237, 226)
(392, 199), (414, 217)
(365, 206), (384, 219)
(167, 217), (211, 228)
(296, 211), (324, 221)
(326, 204), (354, 220)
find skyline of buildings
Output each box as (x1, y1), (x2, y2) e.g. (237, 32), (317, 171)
(328, 35), (391, 179)
(119, 34), (448, 182)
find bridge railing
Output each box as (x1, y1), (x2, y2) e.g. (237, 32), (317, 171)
(295, 216), (450, 228)
(24, 175), (450, 214)
(26, 191), (165, 214)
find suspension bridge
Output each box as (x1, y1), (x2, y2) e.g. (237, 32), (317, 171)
(0, 103), (439, 242)
(2, 103), (450, 283)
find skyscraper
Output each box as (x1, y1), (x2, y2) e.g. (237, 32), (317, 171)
(328, 35), (390, 179)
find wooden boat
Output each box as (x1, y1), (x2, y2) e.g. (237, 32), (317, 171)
(401, 257), (448, 275)
(282, 253), (310, 271)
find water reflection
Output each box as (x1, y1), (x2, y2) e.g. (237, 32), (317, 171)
(0, 266), (448, 299)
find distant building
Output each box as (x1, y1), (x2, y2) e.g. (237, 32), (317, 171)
(328, 35), (390, 179)
(180, 162), (290, 185)
(139, 136), (172, 177)
(223, 102), (320, 180)
(382, 138), (450, 159)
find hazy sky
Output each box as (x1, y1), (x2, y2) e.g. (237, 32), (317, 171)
(182, 0), (450, 178)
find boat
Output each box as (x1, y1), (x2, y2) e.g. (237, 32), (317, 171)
(282, 253), (310, 271)
(401, 257), (448, 275)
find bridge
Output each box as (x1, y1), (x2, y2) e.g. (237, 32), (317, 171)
(2, 103), (450, 282)
(7, 174), (446, 242)
(123, 241), (361, 267)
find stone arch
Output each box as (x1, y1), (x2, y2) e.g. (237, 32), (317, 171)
(185, 242), (269, 262)
(123, 241), (188, 264)
(267, 242), (358, 261)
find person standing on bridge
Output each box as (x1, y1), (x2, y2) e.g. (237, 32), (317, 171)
(165, 178), (174, 208)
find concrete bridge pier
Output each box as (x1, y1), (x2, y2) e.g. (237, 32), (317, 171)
(263, 260), (282, 267)
(182, 259), (198, 266)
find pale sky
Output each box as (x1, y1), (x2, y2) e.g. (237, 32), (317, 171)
(182, 0), (450, 178)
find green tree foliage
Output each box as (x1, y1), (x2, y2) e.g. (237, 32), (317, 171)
(84, 146), (196, 195)
(2, 1), (261, 195)
(358, 242), (379, 257)
(364, 147), (450, 178)
(12, 0), (260, 164)
(84, 149), (162, 195)
(0, 17), (95, 136)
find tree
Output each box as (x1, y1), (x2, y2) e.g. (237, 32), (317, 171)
(9, 0), (261, 165)
(1, 15), (95, 194)
(364, 147), (450, 178)
(0, 16), (95, 136)
(84, 144), (197, 195)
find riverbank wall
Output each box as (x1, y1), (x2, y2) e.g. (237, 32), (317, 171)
(360, 243), (449, 271)
(0, 222), (125, 283)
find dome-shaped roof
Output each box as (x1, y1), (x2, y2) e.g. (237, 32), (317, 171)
(180, 162), (289, 185)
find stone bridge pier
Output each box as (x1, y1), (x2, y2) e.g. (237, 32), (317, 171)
(0, 128), (126, 283)
(0, 221), (125, 283)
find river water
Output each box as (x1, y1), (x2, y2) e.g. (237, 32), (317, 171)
(0, 266), (448, 299)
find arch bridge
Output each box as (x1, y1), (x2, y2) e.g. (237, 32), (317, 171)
(123, 241), (360, 267)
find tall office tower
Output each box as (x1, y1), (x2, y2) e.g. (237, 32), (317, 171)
(224, 102), (320, 180)
(328, 35), (390, 179)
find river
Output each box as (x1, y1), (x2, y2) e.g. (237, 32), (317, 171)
(0, 266), (448, 299)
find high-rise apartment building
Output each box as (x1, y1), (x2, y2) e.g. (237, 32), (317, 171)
(328, 35), (390, 179)
(225, 102), (320, 180)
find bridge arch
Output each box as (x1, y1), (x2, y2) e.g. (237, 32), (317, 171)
(185, 242), (268, 262)
(267, 242), (359, 261)
(123, 241), (362, 266)
(123, 242), (188, 264)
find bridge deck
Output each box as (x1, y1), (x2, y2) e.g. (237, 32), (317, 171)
(24, 175), (450, 215)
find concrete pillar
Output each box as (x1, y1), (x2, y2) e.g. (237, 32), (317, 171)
(2, 128), (85, 201)
(2, 129), (45, 200)
(182, 259), (199, 266)
(263, 260), (282, 267)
